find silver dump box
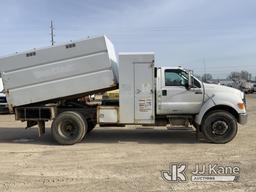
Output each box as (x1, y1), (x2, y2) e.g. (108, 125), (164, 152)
(0, 36), (118, 108)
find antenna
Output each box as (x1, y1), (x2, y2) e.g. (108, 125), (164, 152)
(50, 20), (55, 46)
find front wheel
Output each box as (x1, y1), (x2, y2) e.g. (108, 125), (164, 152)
(51, 111), (87, 145)
(201, 110), (238, 144)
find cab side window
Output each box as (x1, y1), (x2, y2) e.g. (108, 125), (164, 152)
(165, 70), (187, 86)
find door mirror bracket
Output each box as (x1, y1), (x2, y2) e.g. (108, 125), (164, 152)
(185, 83), (191, 90)
(184, 70), (193, 90)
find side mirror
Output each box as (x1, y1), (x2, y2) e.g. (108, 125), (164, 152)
(185, 83), (190, 90)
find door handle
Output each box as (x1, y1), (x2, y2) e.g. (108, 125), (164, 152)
(194, 91), (202, 94)
(162, 90), (167, 96)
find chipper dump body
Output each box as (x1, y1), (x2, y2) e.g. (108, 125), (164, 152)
(0, 36), (118, 109)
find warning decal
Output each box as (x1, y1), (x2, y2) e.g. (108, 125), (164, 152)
(138, 98), (152, 112)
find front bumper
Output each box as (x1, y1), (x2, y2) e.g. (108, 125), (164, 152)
(238, 113), (248, 125)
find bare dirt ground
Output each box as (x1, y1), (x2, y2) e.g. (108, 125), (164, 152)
(0, 95), (255, 192)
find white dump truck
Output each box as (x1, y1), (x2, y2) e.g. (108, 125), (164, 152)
(0, 36), (247, 144)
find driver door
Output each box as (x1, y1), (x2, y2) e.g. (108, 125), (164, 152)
(157, 68), (204, 115)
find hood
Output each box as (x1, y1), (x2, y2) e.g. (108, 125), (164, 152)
(203, 83), (244, 99)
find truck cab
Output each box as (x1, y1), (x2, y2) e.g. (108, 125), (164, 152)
(155, 66), (247, 143)
(156, 67), (246, 120)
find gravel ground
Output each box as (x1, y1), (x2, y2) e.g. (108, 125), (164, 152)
(0, 94), (255, 192)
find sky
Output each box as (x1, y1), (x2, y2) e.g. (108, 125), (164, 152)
(0, 0), (256, 79)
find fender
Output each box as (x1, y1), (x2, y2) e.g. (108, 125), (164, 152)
(195, 92), (245, 125)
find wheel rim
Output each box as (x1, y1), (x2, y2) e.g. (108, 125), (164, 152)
(211, 120), (229, 136)
(58, 119), (79, 139)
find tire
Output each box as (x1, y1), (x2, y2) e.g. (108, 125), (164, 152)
(51, 111), (88, 145)
(201, 110), (238, 144)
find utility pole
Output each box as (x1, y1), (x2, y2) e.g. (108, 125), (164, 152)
(50, 20), (55, 46)
(203, 58), (206, 75)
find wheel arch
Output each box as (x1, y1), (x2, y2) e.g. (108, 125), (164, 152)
(194, 95), (240, 126)
(202, 105), (239, 123)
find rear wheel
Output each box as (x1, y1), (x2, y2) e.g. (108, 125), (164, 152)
(51, 111), (87, 145)
(201, 110), (238, 144)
